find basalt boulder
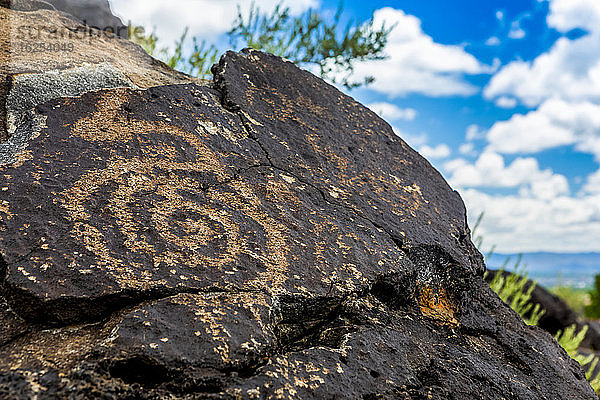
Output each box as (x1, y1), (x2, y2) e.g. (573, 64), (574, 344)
(0, 6), (597, 400)
(44, 0), (128, 38)
(1, 0), (127, 37)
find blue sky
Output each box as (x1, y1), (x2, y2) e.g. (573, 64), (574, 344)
(108, 0), (600, 254)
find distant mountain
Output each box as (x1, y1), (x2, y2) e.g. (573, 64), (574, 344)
(485, 252), (600, 288)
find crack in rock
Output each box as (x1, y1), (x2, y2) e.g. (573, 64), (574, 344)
(0, 33), (595, 398)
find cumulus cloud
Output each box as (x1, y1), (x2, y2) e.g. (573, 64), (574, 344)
(480, 0), (600, 247)
(486, 36), (501, 46)
(461, 188), (600, 253)
(465, 124), (485, 141)
(350, 8), (492, 98)
(583, 169), (600, 194)
(484, 37), (600, 107)
(366, 102), (417, 121)
(108, 0), (319, 45)
(418, 144), (451, 160)
(508, 20), (526, 39)
(459, 142), (476, 156)
(486, 98), (600, 158)
(484, 0), (600, 106)
(446, 0), (600, 253)
(444, 151), (570, 200)
(495, 96), (517, 108)
(547, 0), (600, 32)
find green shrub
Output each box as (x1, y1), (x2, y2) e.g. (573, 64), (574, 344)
(555, 325), (600, 392)
(585, 274), (600, 319)
(128, 2), (392, 87)
(485, 263), (545, 326)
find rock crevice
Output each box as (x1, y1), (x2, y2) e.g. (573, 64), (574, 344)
(0, 6), (596, 398)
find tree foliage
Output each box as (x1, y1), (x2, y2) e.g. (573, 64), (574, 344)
(228, 2), (393, 88)
(130, 27), (218, 80)
(130, 2), (392, 87)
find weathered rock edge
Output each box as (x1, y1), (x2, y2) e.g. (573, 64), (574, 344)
(0, 41), (596, 400)
(0, 4), (198, 142)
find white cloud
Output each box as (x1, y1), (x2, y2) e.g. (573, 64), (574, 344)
(109, 0), (319, 45)
(484, 0), (600, 107)
(495, 96), (517, 108)
(444, 151), (570, 200)
(508, 21), (526, 39)
(350, 8), (492, 98)
(496, 10), (504, 21)
(583, 169), (600, 194)
(459, 142), (476, 155)
(486, 36), (501, 46)
(461, 188), (600, 253)
(486, 109), (574, 154)
(461, 0), (600, 253)
(444, 150), (585, 252)
(521, 174), (571, 200)
(486, 98), (600, 158)
(366, 102), (417, 121)
(577, 136), (600, 162)
(418, 144), (451, 159)
(485, 36), (600, 106)
(465, 124), (485, 141)
(547, 0), (600, 32)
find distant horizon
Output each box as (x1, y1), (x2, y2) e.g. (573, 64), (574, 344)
(486, 252), (600, 288)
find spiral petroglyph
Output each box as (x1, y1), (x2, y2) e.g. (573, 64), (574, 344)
(0, 83), (409, 324)
(0, 36), (594, 398)
(0, 85), (296, 320)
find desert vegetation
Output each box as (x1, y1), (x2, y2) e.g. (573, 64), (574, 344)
(473, 215), (600, 393)
(126, 3), (600, 395)
(129, 2), (391, 88)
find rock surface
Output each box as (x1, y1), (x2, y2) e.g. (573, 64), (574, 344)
(0, 0), (54, 12)
(0, 6), (597, 400)
(1, 0), (127, 37)
(0, 3), (197, 141)
(44, 0), (128, 38)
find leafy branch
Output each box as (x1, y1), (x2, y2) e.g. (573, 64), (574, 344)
(130, 26), (218, 80)
(228, 2), (393, 88)
(131, 2), (393, 88)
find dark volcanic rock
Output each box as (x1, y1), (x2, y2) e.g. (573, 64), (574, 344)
(0, 9), (596, 398)
(212, 51), (483, 277)
(45, 0), (128, 38)
(1, 0), (127, 38)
